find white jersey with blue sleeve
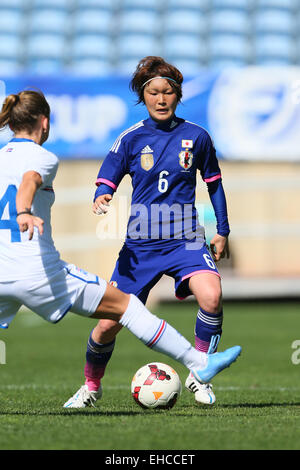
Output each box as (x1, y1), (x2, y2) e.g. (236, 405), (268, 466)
(0, 138), (63, 281)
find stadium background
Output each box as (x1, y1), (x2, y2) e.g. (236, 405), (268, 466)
(0, 0), (299, 305)
(1, 0), (300, 453)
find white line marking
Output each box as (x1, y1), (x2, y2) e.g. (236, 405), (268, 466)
(0, 384), (298, 392)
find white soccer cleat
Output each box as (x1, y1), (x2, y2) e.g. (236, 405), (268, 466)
(63, 384), (102, 408)
(185, 372), (216, 405)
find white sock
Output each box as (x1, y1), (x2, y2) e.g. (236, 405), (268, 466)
(119, 294), (208, 371)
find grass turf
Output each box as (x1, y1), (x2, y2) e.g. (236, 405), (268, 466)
(0, 301), (300, 450)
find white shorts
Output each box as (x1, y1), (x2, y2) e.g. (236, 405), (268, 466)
(0, 262), (107, 329)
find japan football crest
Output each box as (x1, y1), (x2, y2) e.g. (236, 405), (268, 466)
(141, 153), (154, 171)
(179, 149), (193, 170)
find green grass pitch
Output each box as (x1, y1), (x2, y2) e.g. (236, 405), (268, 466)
(0, 300), (300, 450)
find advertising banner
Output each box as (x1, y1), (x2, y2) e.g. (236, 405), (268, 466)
(1, 67), (299, 160)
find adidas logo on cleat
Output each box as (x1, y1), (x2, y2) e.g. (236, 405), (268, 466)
(188, 383), (198, 393)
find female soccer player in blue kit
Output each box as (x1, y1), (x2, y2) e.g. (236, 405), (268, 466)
(64, 57), (235, 408)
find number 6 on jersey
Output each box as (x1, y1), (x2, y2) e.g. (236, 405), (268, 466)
(158, 170), (169, 193)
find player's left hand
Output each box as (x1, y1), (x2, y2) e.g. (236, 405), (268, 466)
(210, 234), (230, 262)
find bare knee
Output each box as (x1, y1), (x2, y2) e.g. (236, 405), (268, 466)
(189, 274), (222, 313)
(199, 289), (222, 313)
(92, 318), (122, 344)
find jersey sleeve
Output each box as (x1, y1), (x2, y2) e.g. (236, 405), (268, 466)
(196, 131), (221, 183)
(94, 138), (129, 199)
(22, 148), (58, 186)
(207, 179), (230, 236)
(196, 130), (230, 236)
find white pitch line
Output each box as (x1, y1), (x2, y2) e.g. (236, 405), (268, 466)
(0, 384), (299, 392)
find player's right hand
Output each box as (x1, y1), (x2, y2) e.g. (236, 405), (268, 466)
(17, 214), (44, 240)
(93, 194), (112, 215)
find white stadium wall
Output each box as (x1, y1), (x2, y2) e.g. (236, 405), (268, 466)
(51, 159), (300, 303)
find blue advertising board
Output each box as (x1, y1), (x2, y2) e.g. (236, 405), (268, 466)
(1, 67), (299, 161)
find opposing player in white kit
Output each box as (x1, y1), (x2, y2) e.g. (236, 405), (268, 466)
(0, 90), (241, 408)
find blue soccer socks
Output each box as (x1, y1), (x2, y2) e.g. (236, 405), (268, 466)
(195, 308), (223, 353)
(84, 331), (115, 391)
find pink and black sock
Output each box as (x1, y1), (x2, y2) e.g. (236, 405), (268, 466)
(195, 308), (223, 354)
(84, 330), (115, 391)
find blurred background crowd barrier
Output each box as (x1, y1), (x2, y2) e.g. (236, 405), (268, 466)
(0, 0), (299, 303)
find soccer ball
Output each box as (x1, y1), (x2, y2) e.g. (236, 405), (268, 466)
(131, 362), (182, 410)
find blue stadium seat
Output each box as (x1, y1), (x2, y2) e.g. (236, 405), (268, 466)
(208, 57), (249, 70)
(27, 34), (66, 60)
(28, 10), (71, 35)
(76, 0), (118, 10)
(0, 59), (23, 75)
(254, 34), (296, 63)
(117, 34), (162, 60)
(209, 34), (251, 62)
(26, 58), (65, 75)
(118, 58), (142, 75)
(166, 0), (209, 11)
(209, 9), (251, 35)
(70, 34), (116, 61)
(0, 10), (25, 35)
(164, 10), (206, 35)
(163, 34), (206, 62)
(255, 57), (295, 66)
(211, 0), (253, 10)
(118, 10), (161, 35)
(121, 0), (162, 12)
(256, 0), (298, 11)
(0, 0), (26, 10)
(254, 10), (296, 36)
(0, 34), (23, 60)
(171, 58), (204, 75)
(30, 0), (73, 10)
(72, 9), (115, 36)
(67, 58), (115, 76)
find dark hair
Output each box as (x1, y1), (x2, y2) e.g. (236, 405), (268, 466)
(130, 56), (183, 104)
(0, 90), (50, 133)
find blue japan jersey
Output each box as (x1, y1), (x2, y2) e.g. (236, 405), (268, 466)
(95, 116), (223, 248)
